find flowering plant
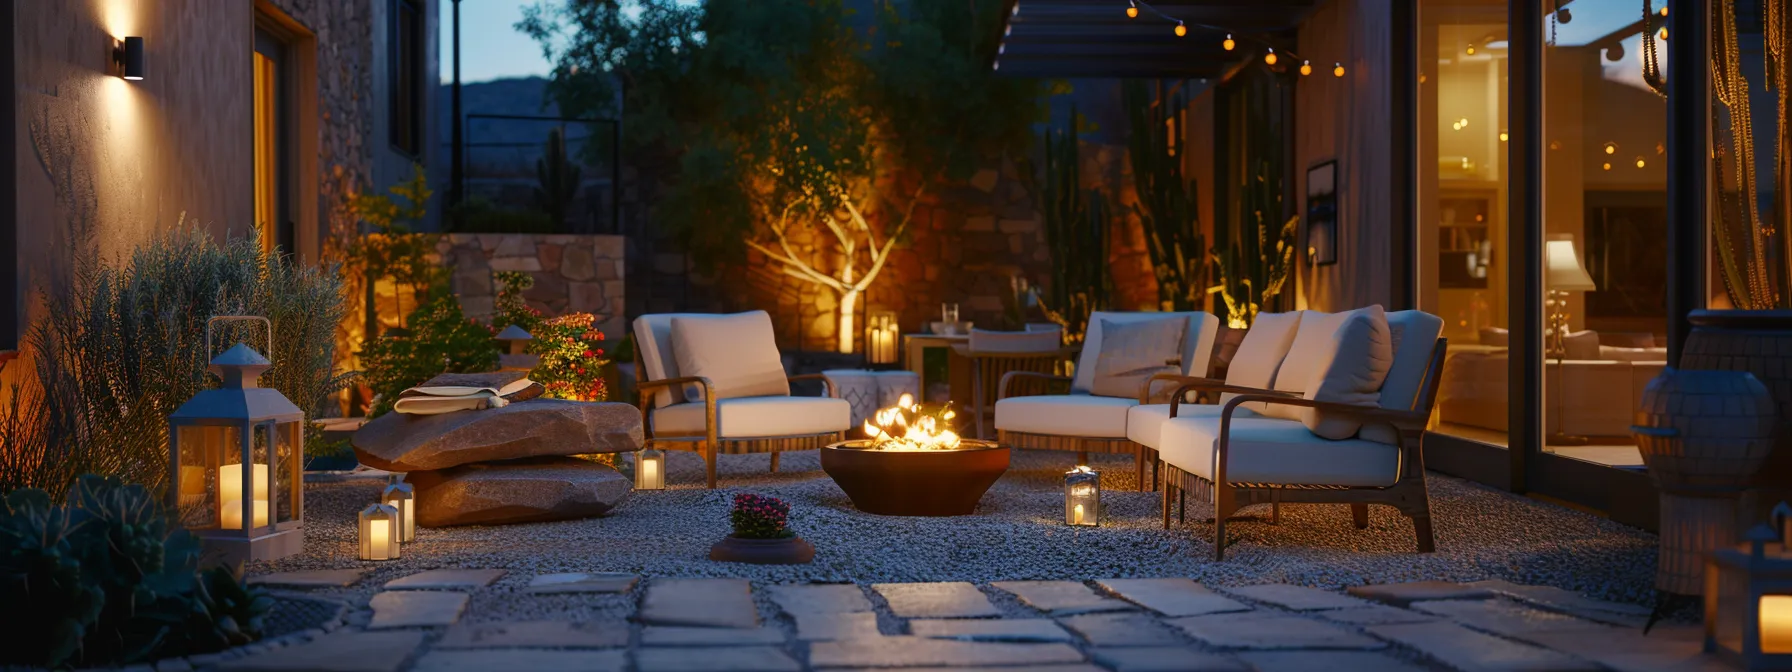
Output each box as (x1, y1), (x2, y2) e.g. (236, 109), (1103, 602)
(489, 272), (611, 401)
(729, 493), (793, 539)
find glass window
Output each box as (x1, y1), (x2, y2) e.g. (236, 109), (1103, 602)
(390, 0), (423, 157)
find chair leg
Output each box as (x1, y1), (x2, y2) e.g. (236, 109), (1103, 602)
(769, 452), (780, 473)
(1161, 481), (1173, 529)
(1134, 450), (1146, 492)
(1178, 489), (1186, 524)
(1413, 515), (1436, 553)
(1350, 503), (1369, 529)
(1213, 483), (1234, 561)
(704, 443), (718, 490)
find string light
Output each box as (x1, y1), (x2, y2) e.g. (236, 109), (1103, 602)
(1458, 117), (1468, 128)
(1334, 62), (1345, 77)
(1636, 157), (1647, 168)
(1602, 162), (1612, 171)
(1658, 27), (1668, 40)
(1466, 43), (1477, 55)
(1223, 34), (1235, 51)
(1108, 3), (1345, 79)
(1660, 5), (1668, 16)
(1174, 21), (1187, 37)
(1264, 48), (1277, 65)
(1126, 1), (1138, 18)
(1499, 131), (1509, 142)
(1299, 60), (1312, 76)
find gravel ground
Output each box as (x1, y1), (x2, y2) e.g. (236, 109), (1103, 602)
(255, 447), (1660, 622)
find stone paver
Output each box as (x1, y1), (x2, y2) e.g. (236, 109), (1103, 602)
(809, 636), (1086, 668)
(384, 569), (506, 590)
(1315, 605), (1436, 625)
(411, 650), (626, 672)
(1057, 612), (1186, 647)
(368, 591), (469, 629)
(1467, 580), (1651, 627)
(1221, 584), (1371, 611)
(793, 611), (882, 641)
(1090, 647), (1250, 672)
(636, 647), (801, 672)
(1236, 651), (1429, 672)
(434, 620), (629, 649)
(1169, 613), (1384, 650)
(247, 569), (367, 589)
(814, 667), (1101, 672)
(640, 626), (786, 646)
(1520, 625), (1730, 672)
(768, 583), (873, 614)
(909, 618), (1075, 642)
(1095, 578), (1252, 617)
(1367, 621), (1602, 672)
(1412, 599), (1614, 640)
(873, 582), (1002, 618)
(1347, 580), (1495, 606)
(641, 578), (759, 629)
(526, 572), (639, 594)
(992, 580), (1134, 615)
(219, 631), (425, 672)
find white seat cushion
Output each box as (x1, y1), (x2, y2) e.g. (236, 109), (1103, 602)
(994, 394), (1136, 438)
(1126, 403), (1259, 449)
(1157, 416), (1401, 487)
(652, 396), (851, 439)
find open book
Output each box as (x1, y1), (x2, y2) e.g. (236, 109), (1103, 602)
(393, 371), (545, 416)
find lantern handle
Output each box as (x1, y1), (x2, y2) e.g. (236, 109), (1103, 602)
(207, 316), (275, 366)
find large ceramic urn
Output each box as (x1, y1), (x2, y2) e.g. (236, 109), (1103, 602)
(1682, 310), (1792, 489)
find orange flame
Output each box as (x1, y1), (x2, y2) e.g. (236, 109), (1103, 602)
(861, 393), (962, 451)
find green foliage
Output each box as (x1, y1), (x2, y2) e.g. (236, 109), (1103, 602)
(729, 493), (793, 540)
(445, 197), (558, 234)
(347, 163), (445, 336)
(1020, 111), (1110, 343)
(1211, 161), (1297, 328)
(534, 129), (583, 229)
(0, 475), (272, 669)
(0, 225), (351, 497)
(360, 296), (500, 417)
(488, 272), (611, 401)
(1123, 81), (1206, 312)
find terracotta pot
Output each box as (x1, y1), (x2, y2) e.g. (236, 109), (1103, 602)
(708, 535), (815, 565)
(820, 440), (1010, 516)
(1682, 310), (1792, 489)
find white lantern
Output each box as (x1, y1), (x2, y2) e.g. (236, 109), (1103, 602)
(359, 503), (401, 561)
(636, 448), (666, 490)
(1065, 466), (1101, 526)
(381, 479), (416, 543)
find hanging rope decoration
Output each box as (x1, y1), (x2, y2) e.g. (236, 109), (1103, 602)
(1641, 0), (1667, 97)
(1122, 0), (1345, 78)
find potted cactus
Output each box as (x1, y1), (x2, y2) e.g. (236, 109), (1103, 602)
(708, 493), (814, 565)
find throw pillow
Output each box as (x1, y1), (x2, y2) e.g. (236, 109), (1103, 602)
(670, 312), (790, 401)
(1088, 317), (1186, 399)
(1220, 311), (1305, 411)
(1262, 305), (1394, 439)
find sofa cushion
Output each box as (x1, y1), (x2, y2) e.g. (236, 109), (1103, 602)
(1263, 305), (1394, 439)
(651, 396), (850, 439)
(995, 394), (1135, 438)
(1089, 317), (1186, 399)
(1126, 402), (1258, 449)
(1560, 330), (1600, 360)
(671, 312), (789, 401)
(1359, 310), (1445, 444)
(634, 313), (708, 408)
(1599, 345), (1669, 363)
(1221, 311), (1306, 411)
(1073, 312), (1219, 394)
(1157, 416), (1402, 487)
(969, 328), (1061, 353)
(1479, 327), (1509, 347)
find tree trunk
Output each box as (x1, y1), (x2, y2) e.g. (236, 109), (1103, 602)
(838, 289), (859, 354)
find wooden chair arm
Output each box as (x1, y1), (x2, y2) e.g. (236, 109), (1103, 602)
(636, 375), (715, 411)
(788, 372), (834, 397)
(1162, 378), (1300, 416)
(998, 370), (1073, 400)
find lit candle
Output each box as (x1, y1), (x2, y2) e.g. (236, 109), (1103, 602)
(1074, 503), (1085, 525)
(219, 463), (270, 529)
(1763, 596), (1792, 653)
(368, 519), (392, 561)
(220, 499), (270, 530)
(643, 459), (658, 484)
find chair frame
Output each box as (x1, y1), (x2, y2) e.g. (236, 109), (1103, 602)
(633, 349), (842, 489)
(954, 343), (1079, 440)
(1158, 339), (1450, 561)
(993, 361), (1165, 492)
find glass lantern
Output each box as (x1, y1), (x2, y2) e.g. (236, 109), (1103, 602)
(358, 503), (402, 561)
(865, 310), (900, 365)
(1708, 520), (1792, 669)
(495, 324), (539, 372)
(1065, 466), (1100, 526)
(382, 478), (416, 543)
(167, 317), (305, 563)
(636, 447), (666, 490)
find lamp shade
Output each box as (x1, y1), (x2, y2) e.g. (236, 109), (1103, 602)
(1544, 235), (1597, 292)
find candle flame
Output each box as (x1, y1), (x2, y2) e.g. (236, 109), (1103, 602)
(862, 397), (962, 451)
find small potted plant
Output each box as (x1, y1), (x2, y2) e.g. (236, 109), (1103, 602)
(708, 493), (815, 564)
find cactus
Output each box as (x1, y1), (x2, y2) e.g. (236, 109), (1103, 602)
(1211, 158), (1298, 329)
(1020, 109), (1111, 344)
(1123, 81), (1207, 312)
(534, 128), (583, 230)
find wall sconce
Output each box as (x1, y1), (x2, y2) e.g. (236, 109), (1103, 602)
(113, 37), (145, 81)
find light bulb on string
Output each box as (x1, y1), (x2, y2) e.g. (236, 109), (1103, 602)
(1333, 62), (1345, 77)
(1299, 60), (1312, 76)
(1499, 131), (1509, 142)
(1223, 34), (1235, 51)
(1126, 1), (1138, 18)
(1658, 27), (1668, 40)
(1174, 22), (1187, 37)
(1264, 48), (1277, 66)
(1636, 157), (1647, 168)
(1466, 43), (1476, 55)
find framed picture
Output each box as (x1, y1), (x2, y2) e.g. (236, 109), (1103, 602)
(1306, 160), (1338, 266)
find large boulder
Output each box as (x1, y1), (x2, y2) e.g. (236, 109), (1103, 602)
(353, 399), (642, 472)
(409, 457), (633, 527)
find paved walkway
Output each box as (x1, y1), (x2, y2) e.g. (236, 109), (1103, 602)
(214, 572), (1721, 672)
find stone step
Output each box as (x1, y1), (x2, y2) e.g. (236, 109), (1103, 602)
(641, 578), (759, 629)
(1095, 578), (1252, 618)
(991, 580), (1134, 616)
(873, 582), (1002, 619)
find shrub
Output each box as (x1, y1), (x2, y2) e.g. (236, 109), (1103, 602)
(490, 272), (610, 402)
(0, 475), (271, 669)
(360, 295), (501, 417)
(729, 493), (793, 539)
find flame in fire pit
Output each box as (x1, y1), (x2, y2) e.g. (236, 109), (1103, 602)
(862, 394), (963, 451)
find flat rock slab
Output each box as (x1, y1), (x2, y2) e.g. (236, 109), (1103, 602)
(1315, 605), (1436, 625)
(527, 572), (639, 594)
(1091, 647), (1250, 672)
(354, 398), (643, 471)
(411, 649), (627, 672)
(410, 458), (632, 527)
(1467, 579), (1651, 627)
(385, 568), (506, 590)
(1169, 613), (1385, 651)
(637, 647), (801, 672)
(368, 591), (468, 629)
(1237, 651), (1429, 672)
(642, 627), (785, 646)
(1367, 621), (1602, 672)
(1222, 584), (1371, 611)
(248, 569), (367, 589)
(1347, 580), (1495, 606)
(220, 631), (426, 672)
(874, 582), (1002, 618)
(909, 618), (1075, 642)
(1095, 578), (1252, 617)
(794, 611), (882, 641)
(641, 578), (759, 629)
(1058, 612), (1186, 647)
(992, 580), (1134, 615)
(768, 583), (873, 615)
(1413, 599), (1615, 640)
(435, 620), (629, 649)
(809, 636), (1086, 668)
(1521, 626), (1731, 672)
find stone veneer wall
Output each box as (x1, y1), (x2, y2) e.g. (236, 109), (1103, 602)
(439, 234), (628, 339)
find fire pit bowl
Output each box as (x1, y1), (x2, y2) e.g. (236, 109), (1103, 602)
(821, 439), (1010, 516)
